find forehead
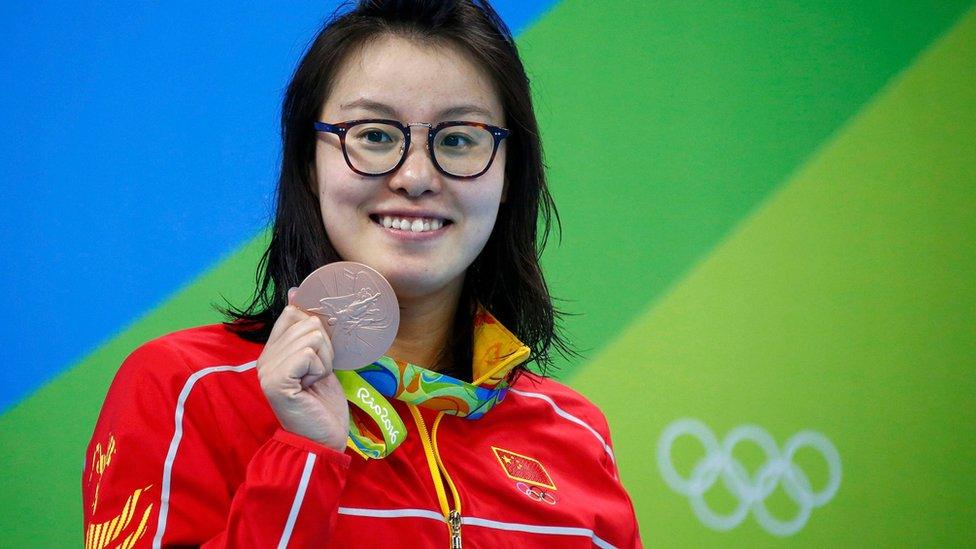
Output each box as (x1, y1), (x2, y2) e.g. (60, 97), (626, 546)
(321, 34), (504, 122)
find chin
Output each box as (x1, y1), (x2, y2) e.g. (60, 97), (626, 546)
(336, 246), (466, 300)
(382, 269), (463, 302)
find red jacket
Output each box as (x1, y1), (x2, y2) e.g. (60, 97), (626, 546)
(82, 311), (642, 548)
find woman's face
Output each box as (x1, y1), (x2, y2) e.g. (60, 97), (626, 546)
(314, 35), (507, 301)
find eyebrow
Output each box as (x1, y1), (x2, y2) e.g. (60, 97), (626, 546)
(339, 98), (496, 121)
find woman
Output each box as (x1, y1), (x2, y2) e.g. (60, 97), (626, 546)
(83, 1), (642, 547)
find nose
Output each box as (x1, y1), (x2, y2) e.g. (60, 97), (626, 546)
(387, 125), (442, 198)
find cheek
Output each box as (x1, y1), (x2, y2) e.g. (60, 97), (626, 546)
(315, 152), (367, 218)
(319, 179), (363, 209)
(314, 138), (352, 190)
(319, 189), (368, 244)
(464, 185), (506, 242)
(474, 158), (507, 220)
(316, 183), (371, 261)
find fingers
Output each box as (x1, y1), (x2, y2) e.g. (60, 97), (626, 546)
(267, 297), (305, 344)
(254, 286), (349, 448)
(259, 287), (336, 396)
(261, 345), (326, 396)
(279, 325), (334, 373)
(261, 315), (335, 390)
(295, 347), (327, 389)
(267, 286), (326, 350)
(277, 315), (332, 353)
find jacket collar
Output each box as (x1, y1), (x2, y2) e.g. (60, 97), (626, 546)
(471, 303), (531, 387)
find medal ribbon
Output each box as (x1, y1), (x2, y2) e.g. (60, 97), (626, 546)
(335, 356), (509, 459)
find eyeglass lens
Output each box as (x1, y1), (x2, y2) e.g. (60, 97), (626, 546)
(345, 122), (495, 177)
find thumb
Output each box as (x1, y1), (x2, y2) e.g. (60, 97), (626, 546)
(287, 287), (299, 307)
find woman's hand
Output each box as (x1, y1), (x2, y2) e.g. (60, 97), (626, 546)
(257, 288), (349, 451)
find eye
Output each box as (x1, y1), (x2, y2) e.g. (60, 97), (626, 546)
(439, 132), (473, 148)
(360, 129), (393, 144)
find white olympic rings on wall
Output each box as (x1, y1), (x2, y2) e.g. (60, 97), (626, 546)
(656, 418), (841, 537)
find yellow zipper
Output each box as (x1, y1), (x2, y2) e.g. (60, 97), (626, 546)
(408, 406), (462, 548)
(398, 328), (529, 547)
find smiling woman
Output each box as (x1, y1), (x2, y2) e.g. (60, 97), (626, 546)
(315, 35), (510, 361)
(82, 1), (642, 547)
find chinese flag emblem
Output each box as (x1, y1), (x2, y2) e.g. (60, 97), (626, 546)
(491, 446), (557, 490)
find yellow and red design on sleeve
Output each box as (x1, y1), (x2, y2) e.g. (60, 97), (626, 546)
(84, 433), (154, 549)
(84, 486), (154, 549)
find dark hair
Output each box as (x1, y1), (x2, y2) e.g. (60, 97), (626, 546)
(225, 0), (578, 380)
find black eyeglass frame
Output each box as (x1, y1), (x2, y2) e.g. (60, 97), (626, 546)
(314, 118), (510, 179)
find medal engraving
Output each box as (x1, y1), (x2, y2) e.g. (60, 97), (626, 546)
(294, 262), (399, 370)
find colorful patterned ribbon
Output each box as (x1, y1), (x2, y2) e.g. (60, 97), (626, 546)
(336, 356), (509, 459)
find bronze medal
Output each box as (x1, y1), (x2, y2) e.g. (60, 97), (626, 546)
(293, 262), (400, 370)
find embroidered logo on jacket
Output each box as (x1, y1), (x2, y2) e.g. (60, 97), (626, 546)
(491, 446), (559, 505)
(85, 433), (154, 549)
(88, 434), (118, 515)
(85, 485), (154, 549)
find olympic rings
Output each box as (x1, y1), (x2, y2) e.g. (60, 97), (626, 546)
(515, 482), (558, 505)
(656, 418), (841, 537)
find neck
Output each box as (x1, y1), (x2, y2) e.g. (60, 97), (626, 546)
(386, 280), (465, 373)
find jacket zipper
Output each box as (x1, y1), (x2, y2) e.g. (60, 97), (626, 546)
(402, 337), (530, 547)
(448, 509), (462, 548)
(409, 406), (462, 547)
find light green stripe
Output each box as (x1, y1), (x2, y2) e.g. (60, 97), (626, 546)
(570, 8), (976, 544)
(522, 0), (973, 379)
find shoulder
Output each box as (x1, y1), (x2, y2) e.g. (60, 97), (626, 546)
(509, 372), (609, 422)
(112, 324), (264, 391)
(507, 372), (615, 458)
(130, 324), (262, 369)
(96, 324), (268, 431)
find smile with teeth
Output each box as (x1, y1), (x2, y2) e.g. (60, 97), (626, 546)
(370, 214), (452, 233)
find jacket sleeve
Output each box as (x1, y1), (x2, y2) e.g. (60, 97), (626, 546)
(590, 407), (644, 549)
(82, 339), (352, 548)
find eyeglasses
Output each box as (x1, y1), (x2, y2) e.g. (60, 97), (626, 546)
(314, 119), (509, 179)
